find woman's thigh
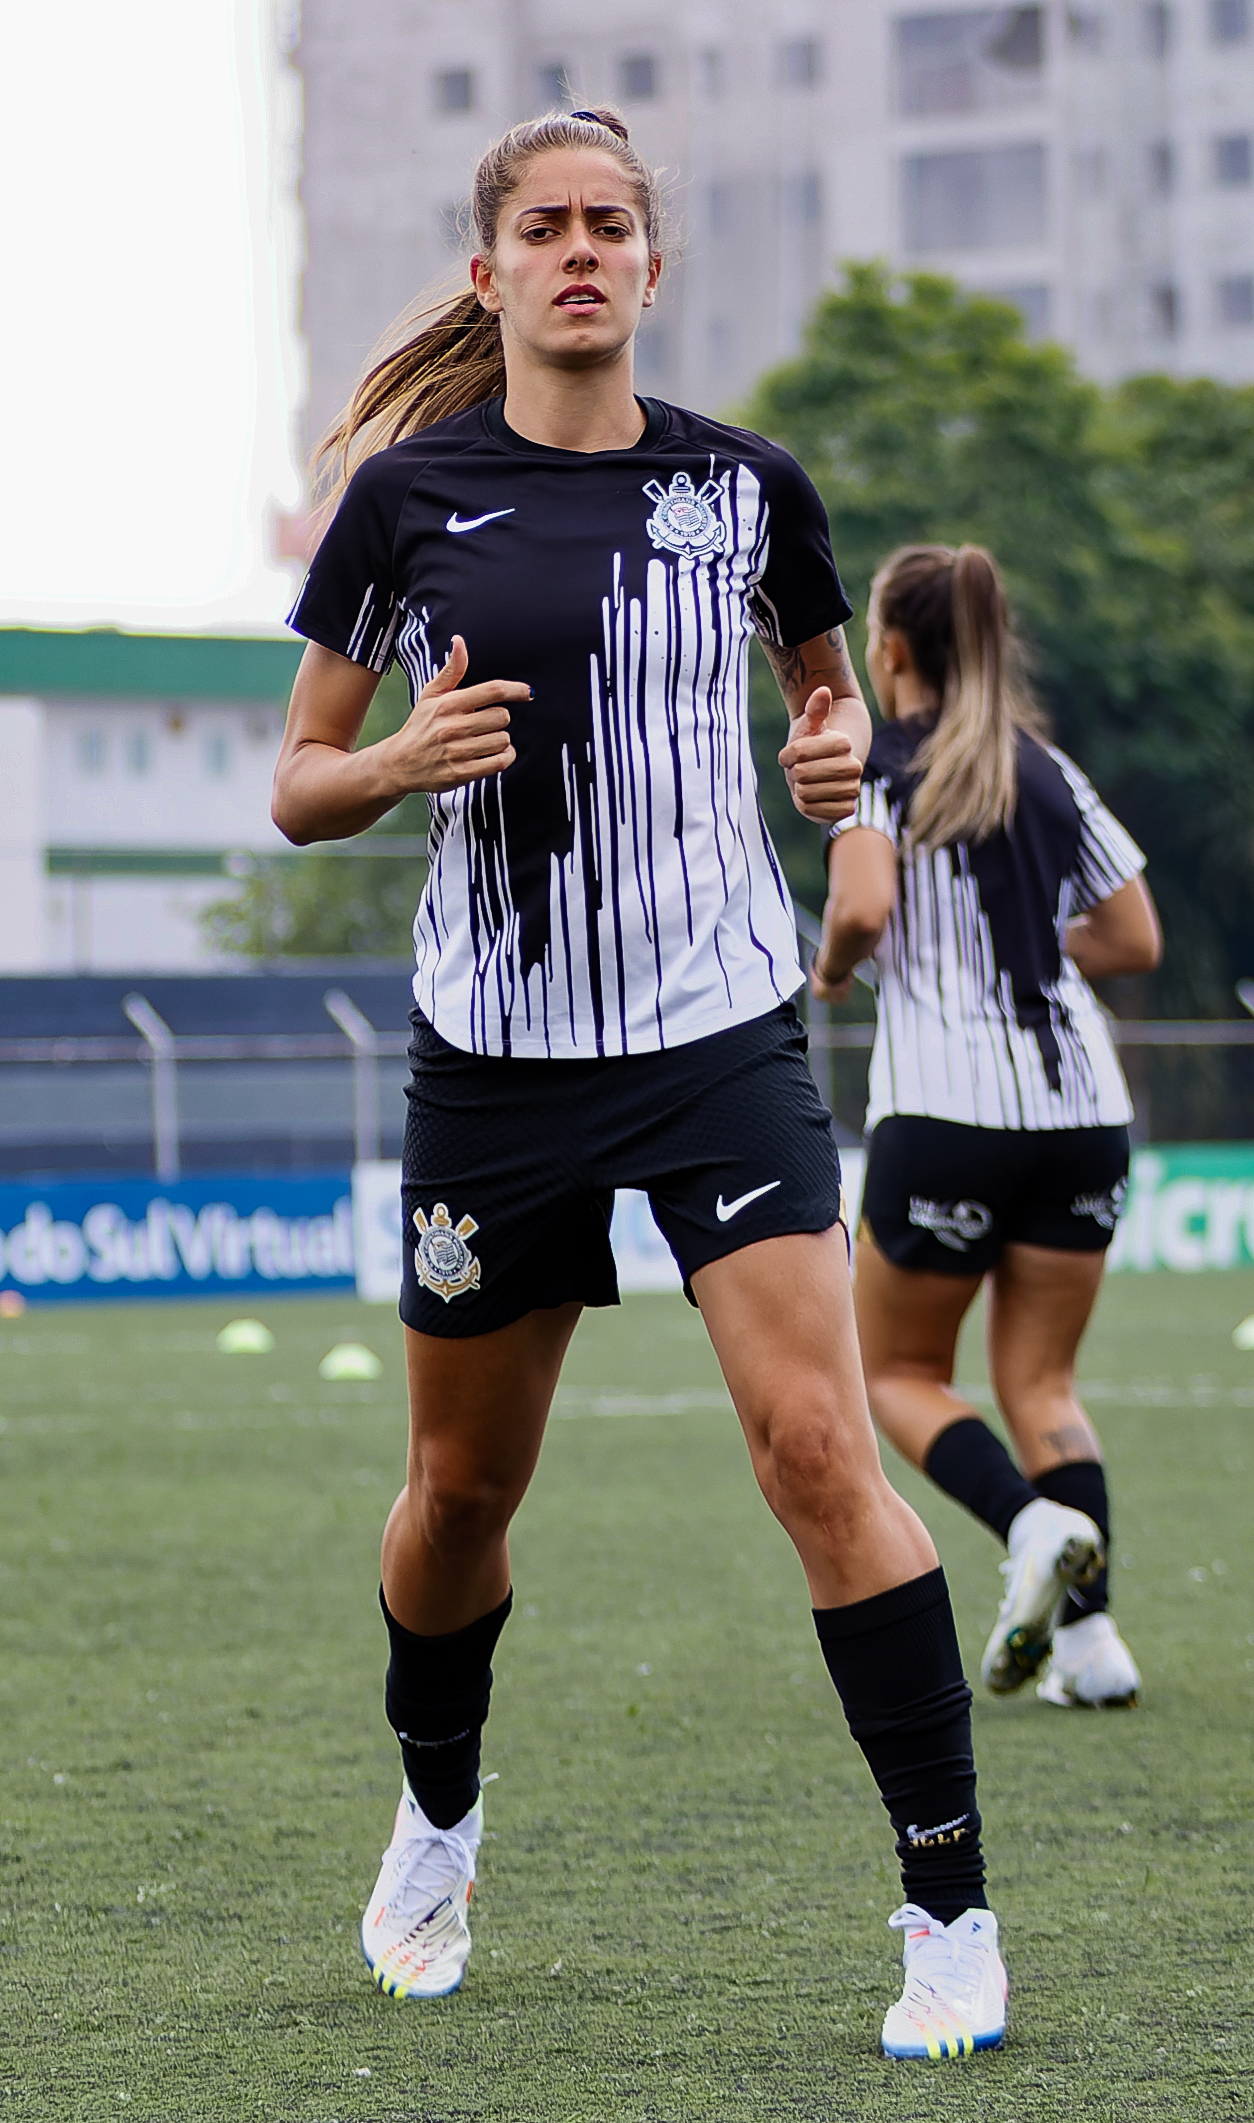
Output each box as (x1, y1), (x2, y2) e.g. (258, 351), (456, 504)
(986, 1244), (1106, 1474)
(852, 1234), (984, 1465)
(402, 1304), (583, 1496)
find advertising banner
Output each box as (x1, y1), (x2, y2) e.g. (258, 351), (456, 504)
(5, 1147), (1253, 1306)
(0, 1172), (355, 1304)
(1107, 1146), (1254, 1273)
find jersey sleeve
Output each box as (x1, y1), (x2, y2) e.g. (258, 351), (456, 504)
(1049, 747), (1146, 910)
(286, 454), (413, 674)
(830, 728), (909, 848)
(746, 449), (853, 648)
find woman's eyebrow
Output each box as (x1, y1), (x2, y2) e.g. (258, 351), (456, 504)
(514, 201), (637, 220)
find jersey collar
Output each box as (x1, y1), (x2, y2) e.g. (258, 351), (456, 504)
(482, 395), (667, 458)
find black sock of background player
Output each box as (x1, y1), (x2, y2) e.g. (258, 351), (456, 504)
(924, 1416), (1039, 1546)
(380, 1587), (513, 1828)
(1032, 1461), (1110, 1624)
(815, 1569), (987, 1926)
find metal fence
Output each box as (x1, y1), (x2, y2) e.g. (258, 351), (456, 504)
(4, 913), (1254, 1176)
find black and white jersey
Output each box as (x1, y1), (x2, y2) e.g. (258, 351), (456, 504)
(288, 397), (851, 1058)
(836, 720), (1144, 1130)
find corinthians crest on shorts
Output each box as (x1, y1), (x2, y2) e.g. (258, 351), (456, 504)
(412, 1202), (481, 1302)
(643, 469), (728, 558)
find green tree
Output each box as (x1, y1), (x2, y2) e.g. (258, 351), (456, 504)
(201, 667), (428, 960)
(743, 263), (1254, 1016)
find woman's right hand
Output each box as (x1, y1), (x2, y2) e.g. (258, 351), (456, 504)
(382, 635), (523, 796)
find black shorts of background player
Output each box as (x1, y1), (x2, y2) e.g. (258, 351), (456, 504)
(813, 540), (1162, 1714)
(275, 108), (1004, 2057)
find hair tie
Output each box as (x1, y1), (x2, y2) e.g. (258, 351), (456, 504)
(569, 109), (609, 125)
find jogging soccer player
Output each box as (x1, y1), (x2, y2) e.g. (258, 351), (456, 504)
(813, 543), (1160, 1712)
(274, 109), (1006, 2059)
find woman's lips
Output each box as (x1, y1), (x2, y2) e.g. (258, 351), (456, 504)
(555, 285), (606, 308)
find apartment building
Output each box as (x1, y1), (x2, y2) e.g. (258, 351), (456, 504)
(296, 0), (1254, 431)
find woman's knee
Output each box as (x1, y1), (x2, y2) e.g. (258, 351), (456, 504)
(407, 1455), (522, 1553)
(752, 1397), (883, 1529)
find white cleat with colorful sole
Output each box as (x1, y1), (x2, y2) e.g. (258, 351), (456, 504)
(1036, 1611), (1141, 1707)
(881, 1904), (1008, 2060)
(361, 1785), (482, 2000)
(981, 1497), (1105, 1696)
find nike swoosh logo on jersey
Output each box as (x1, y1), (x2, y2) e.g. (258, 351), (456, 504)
(446, 508), (515, 534)
(715, 1181), (782, 1222)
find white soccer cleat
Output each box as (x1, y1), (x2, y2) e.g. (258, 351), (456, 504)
(981, 1497), (1105, 1696)
(361, 1784), (483, 2000)
(1036, 1610), (1141, 1707)
(881, 1904), (1007, 2060)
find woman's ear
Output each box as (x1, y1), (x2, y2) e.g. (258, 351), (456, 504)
(470, 256), (502, 313)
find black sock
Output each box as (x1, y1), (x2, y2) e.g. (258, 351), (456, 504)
(1032, 1461), (1110, 1623)
(815, 1568), (987, 1927)
(380, 1588), (513, 1829)
(924, 1416), (1039, 1546)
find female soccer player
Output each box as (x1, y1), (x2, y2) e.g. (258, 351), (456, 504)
(275, 111), (1007, 2059)
(813, 543), (1160, 1714)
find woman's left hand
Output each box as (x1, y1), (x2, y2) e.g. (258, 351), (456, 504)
(778, 689), (863, 823)
(809, 959), (856, 1005)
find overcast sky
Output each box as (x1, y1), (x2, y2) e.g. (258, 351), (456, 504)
(0, 1), (303, 635)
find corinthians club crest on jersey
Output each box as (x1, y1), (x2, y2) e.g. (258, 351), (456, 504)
(412, 1202), (481, 1302)
(643, 469), (728, 558)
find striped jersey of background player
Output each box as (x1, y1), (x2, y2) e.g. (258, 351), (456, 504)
(276, 106), (1007, 2059)
(814, 540), (1161, 1720)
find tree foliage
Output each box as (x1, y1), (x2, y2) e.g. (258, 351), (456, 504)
(744, 264), (1254, 1014)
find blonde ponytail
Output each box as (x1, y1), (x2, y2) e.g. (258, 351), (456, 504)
(870, 543), (1043, 849)
(313, 105), (666, 512)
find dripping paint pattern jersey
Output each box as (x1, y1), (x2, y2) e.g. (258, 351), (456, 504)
(834, 720), (1144, 1130)
(288, 397), (851, 1058)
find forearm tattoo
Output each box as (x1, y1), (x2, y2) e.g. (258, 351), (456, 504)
(765, 626), (858, 709)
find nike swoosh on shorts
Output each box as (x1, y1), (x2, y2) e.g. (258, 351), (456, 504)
(446, 509), (516, 534)
(715, 1181), (782, 1222)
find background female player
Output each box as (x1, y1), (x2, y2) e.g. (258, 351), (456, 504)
(813, 543), (1161, 1712)
(275, 111), (1008, 2060)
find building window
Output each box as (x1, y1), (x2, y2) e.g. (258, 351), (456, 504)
(1072, 144), (1108, 196)
(1150, 282), (1179, 335)
(778, 37), (821, 86)
(124, 731), (151, 776)
(204, 733), (232, 779)
(1144, 2), (1171, 55)
(1218, 273), (1254, 323)
(1067, 10), (1105, 50)
(895, 9), (1044, 118)
(1214, 134), (1253, 185)
(76, 729), (106, 776)
(903, 142), (1048, 251)
(697, 48), (725, 96)
(782, 171), (823, 228)
(619, 53), (658, 101)
(435, 68), (473, 114)
(1147, 141), (1174, 194)
(1211, 0), (1250, 40)
(537, 63), (572, 107)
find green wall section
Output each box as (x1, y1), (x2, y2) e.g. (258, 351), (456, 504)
(0, 628), (303, 700)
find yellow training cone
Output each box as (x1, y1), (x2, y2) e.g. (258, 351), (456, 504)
(216, 1319), (276, 1355)
(319, 1342), (382, 1381)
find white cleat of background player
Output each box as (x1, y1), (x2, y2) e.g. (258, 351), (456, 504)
(881, 1904), (1008, 2059)
(1036, 1610), (1141, 1707)
(980, 1496), (1105, 1696)
(361, 1785), (482, 1999)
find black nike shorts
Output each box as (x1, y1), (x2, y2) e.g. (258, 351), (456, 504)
(861, 1115), (1130, 1277)
(399, 1002), (844, 1337)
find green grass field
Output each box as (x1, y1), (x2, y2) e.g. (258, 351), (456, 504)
(0, 1273), (1250, 2121)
